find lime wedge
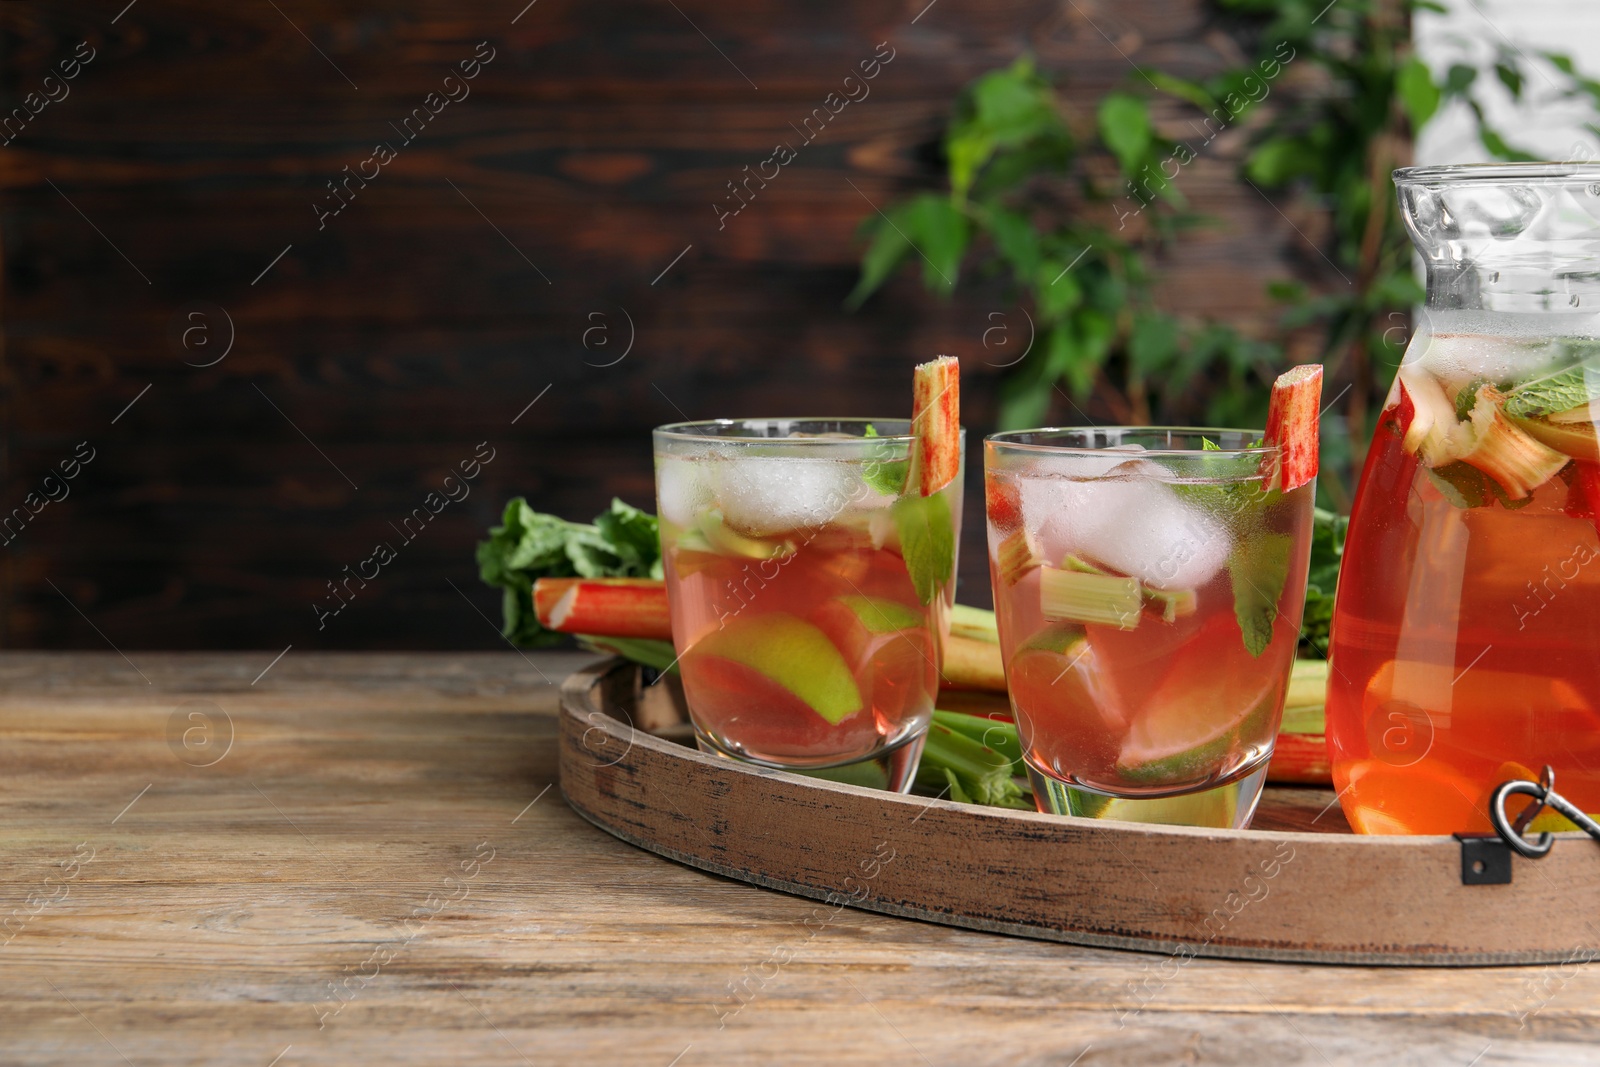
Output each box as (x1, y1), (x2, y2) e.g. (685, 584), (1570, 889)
(692, 613), (863, 725)
(1116, 655), (1280, 785)
(837, 594), (923, 634)
(698, 509), (790, 559)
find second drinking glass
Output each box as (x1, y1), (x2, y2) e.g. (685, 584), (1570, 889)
(985, 427), (1316, 828)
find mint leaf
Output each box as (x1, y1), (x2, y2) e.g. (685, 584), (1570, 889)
(1454, 379), (1488, 421)
(863, 458), (909, 496)
(1228, 531), (1291, 658)
(1504, 345), (1600, 419)
(893, 491), (955, 605)
(862, 432), (909, 496)
(1425, 462), (1490, 508)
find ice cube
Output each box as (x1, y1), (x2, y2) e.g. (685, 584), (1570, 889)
(714, 457), (866, 536)
(1017, 475), (1093, 566)
(656, 456), (714, 529)
(1019, 467), (1229, 590)
(1012, 447), (1149, 567)
(1073, 480), (1230, 590)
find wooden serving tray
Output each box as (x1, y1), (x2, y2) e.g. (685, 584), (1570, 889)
(559, 658), (1600, 966)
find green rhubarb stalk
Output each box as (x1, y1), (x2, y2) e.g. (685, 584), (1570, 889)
(1040, 565), (1142, 629)
(913, 722), (1030, 808)
(932, 709), (1023, 774)
(1063, 554), (1198, 623)
(949, 603), (1000, 643)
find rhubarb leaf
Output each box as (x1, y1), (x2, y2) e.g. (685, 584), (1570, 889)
(1228, 531), (1291, 657)
(893, 491), (956, 605)
(477, 496), (663, 646)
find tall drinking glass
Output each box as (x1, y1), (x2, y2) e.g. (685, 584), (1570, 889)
(654, 419), (963, 792)
(986, 429), (1315, 828)
(1330, 163), (1600, 834)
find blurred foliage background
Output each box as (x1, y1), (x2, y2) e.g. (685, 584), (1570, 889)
(850, 0), (1600, 510)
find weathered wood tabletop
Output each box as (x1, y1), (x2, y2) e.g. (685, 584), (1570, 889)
(2, 653), (1597, 1066)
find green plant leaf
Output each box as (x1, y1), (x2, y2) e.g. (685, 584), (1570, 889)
(1298, 507), (1347, 653)
(846, 213), (913, 308)
(946, 128), (995, 202)
(945, 57), (1064, 198)
(997, 372), (1053, 430)
(1129, 312), (1182, 377)
(1478, 125), (1539, 162)
(1143, 68), (1218, 113)
(1495, 61), (1524, 100)
(906, 193), (970, 295)
(1425, 462), (1491, 509)
(593, 498), (662, 575)
(893, 491), (955, 605)
(1397, 57), (1441, 128)
(1442, 63), (1477, 97)
(1098, 92), (1153, 174)
(1034, 260), (1083, 322)
(1246, 137), (1317, 186)
(988, 207), (1042, 278)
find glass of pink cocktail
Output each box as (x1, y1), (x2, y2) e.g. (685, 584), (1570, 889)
(986, 377), (1319, 827)
(654, 360), (965, 791)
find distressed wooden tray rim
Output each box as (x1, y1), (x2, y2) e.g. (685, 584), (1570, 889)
(559, 658), (1600, 967)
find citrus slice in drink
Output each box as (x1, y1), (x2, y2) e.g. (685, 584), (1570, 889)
(690, 613), (862, 724)
(682, 612), (877, 762)
(1115, 630), (1281, 787)
(1007, 624), (1127, 779)
(811, 595), (937, 729)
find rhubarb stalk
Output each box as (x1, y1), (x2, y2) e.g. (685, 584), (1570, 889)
(911, 355), (961, 496)
(1263, 364), (1324, 491)
(534, 576), (1009, 692)
(533, 577), (673, 640)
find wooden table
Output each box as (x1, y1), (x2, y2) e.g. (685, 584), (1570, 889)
(3, 653), (1596, 1065)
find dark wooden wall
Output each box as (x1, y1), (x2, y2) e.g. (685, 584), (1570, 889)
(0, 0), (1299, 650)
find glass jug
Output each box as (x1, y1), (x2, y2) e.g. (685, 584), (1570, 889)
(1329, 163), (1600, 835)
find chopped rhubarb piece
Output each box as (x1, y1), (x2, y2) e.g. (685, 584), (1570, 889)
(1266, 732), (1330, 785)
(533, 577), (672, 639)
(939, 633), (1007, 692)
(1397, 366), (1470, 466)
(911, 356), (961, 497)
(994, 528), (1038, 586)
(1262, 364), (1323, 491)
(1039, 564), (1142, 630)
(1457, 384), (1568, 499)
